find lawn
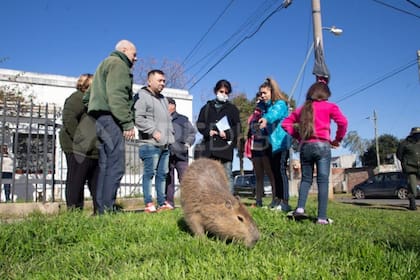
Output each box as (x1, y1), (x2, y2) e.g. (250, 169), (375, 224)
(0, 196), (419, 279)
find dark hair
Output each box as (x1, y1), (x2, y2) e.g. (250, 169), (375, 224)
(213, 79), (232, 94)
(147, 69), (165, 78)
(299, 82), (331, 140)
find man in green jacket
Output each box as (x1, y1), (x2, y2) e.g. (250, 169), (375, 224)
(87, 39), (137, 214)
(397, 127), (420, 210)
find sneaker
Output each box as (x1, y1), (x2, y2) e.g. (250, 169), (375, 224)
(316, 218), (333, 225)
(157, 201), (174, 212)
(286, 210), (309, 220)
(269, 198), (281, 209)
(144, 202), (157, 213)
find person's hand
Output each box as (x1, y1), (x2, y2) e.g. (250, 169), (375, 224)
(209, 129), (219, 137)
(219, 130), (226, 139)
(123, 128), (135, 140)
(330, 140), (340, 148)
(153, 130), (161, 142)
(258, 118), (267, 129)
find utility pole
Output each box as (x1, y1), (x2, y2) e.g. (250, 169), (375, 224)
(417, 50), (420, 82)
(311, 0), (333, 199)
(312, 0), (324, 56)
(373, 110), (381, 171)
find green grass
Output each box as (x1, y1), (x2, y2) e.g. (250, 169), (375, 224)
(0, 196), (419, 280)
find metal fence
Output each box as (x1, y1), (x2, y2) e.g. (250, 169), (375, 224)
(0, 98), (144, 203)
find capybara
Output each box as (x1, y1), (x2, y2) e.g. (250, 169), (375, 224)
(180, 158), (260, 248)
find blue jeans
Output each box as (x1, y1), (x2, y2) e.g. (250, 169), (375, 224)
(297, 142), (331, 219)
(95, 115), (125, 214)
(139, 144), (169, 206)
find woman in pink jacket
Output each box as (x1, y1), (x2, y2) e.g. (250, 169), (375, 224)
(282, 81), (347, 224)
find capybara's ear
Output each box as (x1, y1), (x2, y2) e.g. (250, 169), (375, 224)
(224, 200), (233, 209)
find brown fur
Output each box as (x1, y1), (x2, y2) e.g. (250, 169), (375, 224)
(180, 158), (260, 247)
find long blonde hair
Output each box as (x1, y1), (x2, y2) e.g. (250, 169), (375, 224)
(259, 77), (288, 103)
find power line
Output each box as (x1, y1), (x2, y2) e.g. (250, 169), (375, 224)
(184, 0), (278, 87)
(180, 0), (235, 68)
(188, 1), (290, 90)
(372, 0), (420, 19)
(334, 59), (417, 103)
(406, 0), (420, 9)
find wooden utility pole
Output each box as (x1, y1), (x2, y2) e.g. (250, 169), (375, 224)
(311, 0), (334, 199)
(312, 0), (324, 55)
(373, 110), (381, 171)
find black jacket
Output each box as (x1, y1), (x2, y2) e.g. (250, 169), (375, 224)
(397, 133), (420, 175)
(196, 100), (241, 162)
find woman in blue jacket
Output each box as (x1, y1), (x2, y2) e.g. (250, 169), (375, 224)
(258, 78), (292, 211)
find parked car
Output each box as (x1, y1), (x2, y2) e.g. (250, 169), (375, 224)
(233, 174), (272, 198)
(352, 171), (420, 199)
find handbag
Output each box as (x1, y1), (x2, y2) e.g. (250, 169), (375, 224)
(244, 136), (253, 159)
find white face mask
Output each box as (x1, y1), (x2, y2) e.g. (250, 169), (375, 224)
(216, 93), (229, 103)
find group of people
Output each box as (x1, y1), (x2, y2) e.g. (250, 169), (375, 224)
(243, 77), (348, 225)
(59, 40), (198, 215)
(58, 38), (417, 221)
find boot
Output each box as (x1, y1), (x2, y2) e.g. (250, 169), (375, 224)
(408, 196), (417, 211)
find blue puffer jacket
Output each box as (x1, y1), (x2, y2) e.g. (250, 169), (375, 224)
(263, 99), (292, 154)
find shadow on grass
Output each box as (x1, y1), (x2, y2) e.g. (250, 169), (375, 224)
(339, 201), (411, 212)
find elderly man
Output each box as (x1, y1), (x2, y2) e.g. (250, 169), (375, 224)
(87, 39), (137, 214)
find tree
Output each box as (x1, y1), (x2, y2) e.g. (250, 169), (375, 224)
(231, 93), (255, 174)
(133, 58), (189, 89)
(361, 134), (400, 167)
(342, 130), (369, 165)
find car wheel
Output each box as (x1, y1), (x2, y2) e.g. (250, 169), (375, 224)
(354, 189), (365, 199)
(397, 188), (408, 200)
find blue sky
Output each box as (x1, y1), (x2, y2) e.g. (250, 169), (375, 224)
(2, 0), (419, 162)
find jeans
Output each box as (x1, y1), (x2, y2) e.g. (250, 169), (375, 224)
(297, 142), (331, 219)
(139, 144), (169, 206)
(2, 172), (12, 202)
(95, 115), (125, 214)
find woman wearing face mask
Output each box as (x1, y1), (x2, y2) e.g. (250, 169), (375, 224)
(196, 79), (241, 193)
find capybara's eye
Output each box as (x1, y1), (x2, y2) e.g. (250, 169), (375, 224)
(237, 215), (244, 222)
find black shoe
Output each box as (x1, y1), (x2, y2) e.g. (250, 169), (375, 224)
(287, 210), (309, 221)
(408, 197), (417, 210)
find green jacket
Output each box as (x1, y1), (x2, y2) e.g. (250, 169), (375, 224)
(87, 51), (134, 131)
(59, 90), (99, 159)
(397, 134), (420, 175)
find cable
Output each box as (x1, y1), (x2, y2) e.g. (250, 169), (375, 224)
(334, 59), (417, 103)
(184, 0), (277, 86)
(180, 0), (235, 68)
(188, 1), (289, 90)
(372, 0), (420, 19)
(406, 0), (420, 9)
